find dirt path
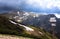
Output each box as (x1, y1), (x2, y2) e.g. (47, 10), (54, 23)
(0, 34), (33, 39)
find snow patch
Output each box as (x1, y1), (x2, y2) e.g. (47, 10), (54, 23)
(23, 12), (30, 16)
(9, 20), (17, 24)
(9, 20), (34, 31)
(18, 24), (34, 31)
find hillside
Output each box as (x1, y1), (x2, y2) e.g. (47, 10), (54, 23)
(0, 15), (58, 39)
(1, 11), (60, 39)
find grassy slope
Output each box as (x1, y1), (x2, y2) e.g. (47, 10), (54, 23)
(0, 15), (24, 35)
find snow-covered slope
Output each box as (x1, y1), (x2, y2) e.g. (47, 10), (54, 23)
(9, 20), (34, 31)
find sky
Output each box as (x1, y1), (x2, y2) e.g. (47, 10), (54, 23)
(0, 0), (60, 13)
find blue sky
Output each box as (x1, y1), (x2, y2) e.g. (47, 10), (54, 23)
(0, 0), (60, 13)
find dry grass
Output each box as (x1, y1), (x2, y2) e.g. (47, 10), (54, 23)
(0, 34), (33, 39)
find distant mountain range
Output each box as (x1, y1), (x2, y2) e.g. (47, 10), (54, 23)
(0, 15), (57, 39)
(1, 11), (60, 39)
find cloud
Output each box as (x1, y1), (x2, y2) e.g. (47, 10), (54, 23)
(54, 13), (60, 18)
(0, 0), (60, 10)
(0, 0), (60, 13)
(0, 0), (24, 10)
(0, 0), (22, 6)
(26, 0), (60, 9)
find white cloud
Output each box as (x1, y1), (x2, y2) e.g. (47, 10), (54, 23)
(54, 13), (60, 18)
(26, 0), (60, 9)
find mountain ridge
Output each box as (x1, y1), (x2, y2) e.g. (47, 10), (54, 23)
(0, 15), (58, 39)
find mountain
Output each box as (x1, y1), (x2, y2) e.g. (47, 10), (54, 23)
(1, 11), (60, 39)
(0, 15), (57, 39)
(0, 11), (58, 31)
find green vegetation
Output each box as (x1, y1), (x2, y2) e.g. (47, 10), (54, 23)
(27, 25), (58, 39)
(0, 15), (25, 35)
(0, 15), (58, 39)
